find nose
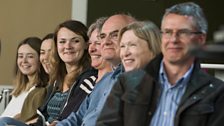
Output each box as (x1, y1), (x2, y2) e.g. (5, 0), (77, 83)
(123, 46), (131, 57)
(169, 33), (179, 43)
(43, 53), (49, 60)
(89, 43), (96, 53)
(103, 36), (113, 46)
(65, 41), (73, 49)
(22, 56), (28, 62)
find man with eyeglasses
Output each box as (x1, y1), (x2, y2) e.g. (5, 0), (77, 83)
(96, 2), (224, 126)
(53, 14), (136, 126)
(151, 2), (224, 126)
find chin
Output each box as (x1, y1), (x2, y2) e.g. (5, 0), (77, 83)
(125, 67), (134, 72)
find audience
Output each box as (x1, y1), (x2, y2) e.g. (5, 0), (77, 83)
(96, 20), (161, 125)
(99, 2), (224, 126)
(50, 16), (112, 126)
(55, 14), (136, 126)
(1, 3), (224, 126)
(0, 20), (97, 126)
(16, 33), (56, 124)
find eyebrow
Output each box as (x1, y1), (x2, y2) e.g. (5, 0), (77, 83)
(18, 53), (35, 55)
(59, 36), (81, 40)
(40, 48), (51, 51)
(100, 29), (119, 35)
(109, 30), (119, 35)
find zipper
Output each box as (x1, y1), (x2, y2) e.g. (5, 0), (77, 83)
(58, 80), (76, 115)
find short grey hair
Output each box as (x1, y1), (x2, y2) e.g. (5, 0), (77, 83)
(163, 2), (208, 34)
(88, 17), (108, 37)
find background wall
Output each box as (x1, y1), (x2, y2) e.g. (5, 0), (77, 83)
(0, 0), (72, 85)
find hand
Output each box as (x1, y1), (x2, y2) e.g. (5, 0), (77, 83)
(48, 121), (58, 126)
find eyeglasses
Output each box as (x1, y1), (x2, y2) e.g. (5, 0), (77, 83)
(161, 29), (202, 39)
(98, 30), (119, 41)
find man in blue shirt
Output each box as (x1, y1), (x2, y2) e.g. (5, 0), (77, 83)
(55, 14), (136, 126)
(96, 2), (224, 126)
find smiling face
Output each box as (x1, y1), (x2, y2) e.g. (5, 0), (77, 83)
(120, 30), (153, 71)
(100, 15), (134, 66)
(40, 39), (53, 74)
(57, 27), (87, 65)
(17, 44), (39, 76)
(161, 13), (206, 65)
(88, 29), (107, 70)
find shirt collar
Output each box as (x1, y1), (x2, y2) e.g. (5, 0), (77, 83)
(159, 60), (194, 89)
(111, 64), (123, 79)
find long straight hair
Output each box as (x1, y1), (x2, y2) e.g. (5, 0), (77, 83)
(12, 37), (48, 97)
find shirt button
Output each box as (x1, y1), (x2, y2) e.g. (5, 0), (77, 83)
(209, 84), (214, 88)
(193, 96), (197, 100)
(163, 112), (167, 116)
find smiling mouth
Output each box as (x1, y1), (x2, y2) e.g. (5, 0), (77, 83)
(91, 55), (102, 59)
(123, 59), (134, 64)
(64, 52), (75, 54)
(104, 47), (114, 50)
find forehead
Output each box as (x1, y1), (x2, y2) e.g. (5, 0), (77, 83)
(101, 17), (129, 33)
(89, 29), (98, 39)
(18, 44), (36, 54)
(41, 39), (53, 49)
(161, 13), (196, 30)
(57, 27), (81, 38)
(121, 30), (137, 42)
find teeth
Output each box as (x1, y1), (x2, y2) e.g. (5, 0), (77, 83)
(65, 52), (74, 55)
(22, 65), (30, 69)
(124, 59), (133, 63)
(44, 62), (50, 65)
(91, 55), (100, 58)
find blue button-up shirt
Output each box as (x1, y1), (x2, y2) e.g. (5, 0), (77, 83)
(150, 61), (194, 126)
(56, 65), (123, 126)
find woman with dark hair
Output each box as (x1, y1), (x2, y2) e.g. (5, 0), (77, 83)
(1, 37), (48, 118)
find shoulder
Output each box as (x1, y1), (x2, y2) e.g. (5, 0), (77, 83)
(195, 69), (224, 93)
(75, 68), (98, 94)
(118, 69), (154, 90)
(79, 68), (98, 79)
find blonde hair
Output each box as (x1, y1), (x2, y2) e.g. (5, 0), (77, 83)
(119, 21), (161, 58)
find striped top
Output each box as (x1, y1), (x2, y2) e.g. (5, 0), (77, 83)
(79, 75), (97, 94)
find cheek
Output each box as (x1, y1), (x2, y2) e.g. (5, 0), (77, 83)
(131, 48), (141, 56)
(31, 58), (39, 65)
(120, 49), (125, 58)
(40, 56), (44, 62)
(17, 59), (20, 65)
(57, 45), (63, 52)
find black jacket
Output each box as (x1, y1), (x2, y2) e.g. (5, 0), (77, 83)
(97, 54), (224, 126)
(31, 68), (97, 126)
